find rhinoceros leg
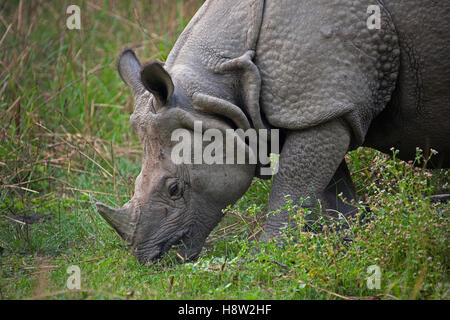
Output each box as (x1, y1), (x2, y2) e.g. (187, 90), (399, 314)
(261, 119), (352, 241)
(322, 159), (358, 217)
(428, 194), (450, 204)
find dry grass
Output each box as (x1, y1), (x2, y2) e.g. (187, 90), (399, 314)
(0, 0), (202, 214)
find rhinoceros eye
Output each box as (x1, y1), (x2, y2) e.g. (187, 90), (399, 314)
(167, 180), (183, 199)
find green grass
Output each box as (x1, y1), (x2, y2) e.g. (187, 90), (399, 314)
(0, 1), (449, 300)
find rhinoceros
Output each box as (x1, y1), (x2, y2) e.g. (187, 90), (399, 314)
(96, 0), (450, 263)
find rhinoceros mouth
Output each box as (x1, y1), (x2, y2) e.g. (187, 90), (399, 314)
(159, 231), (186, 256)
(137, 230), (187, 263)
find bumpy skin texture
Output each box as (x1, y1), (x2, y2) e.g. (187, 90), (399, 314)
(364, 1), (450, 167)
(256, 0), (400, 146)
(98, 0), (450, 261)
(261, 120), (352, 240)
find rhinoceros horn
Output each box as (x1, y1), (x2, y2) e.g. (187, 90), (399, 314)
(96, 202), (137, 245)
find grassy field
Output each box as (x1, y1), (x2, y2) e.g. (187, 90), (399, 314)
(0, 1), (449, 300)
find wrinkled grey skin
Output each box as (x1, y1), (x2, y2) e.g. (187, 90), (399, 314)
(97, 0), (450, 263)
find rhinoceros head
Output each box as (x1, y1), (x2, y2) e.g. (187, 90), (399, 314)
(96, 49), (255, 264)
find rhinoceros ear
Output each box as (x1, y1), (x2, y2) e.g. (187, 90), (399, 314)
(140, 62), (174, 106)
(117, 49), (145, 96)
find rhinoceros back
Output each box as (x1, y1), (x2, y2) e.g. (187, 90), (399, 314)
(166, 0), (400, 147)
(165, 0), (250, 102)
(255, 0), (400, 146)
